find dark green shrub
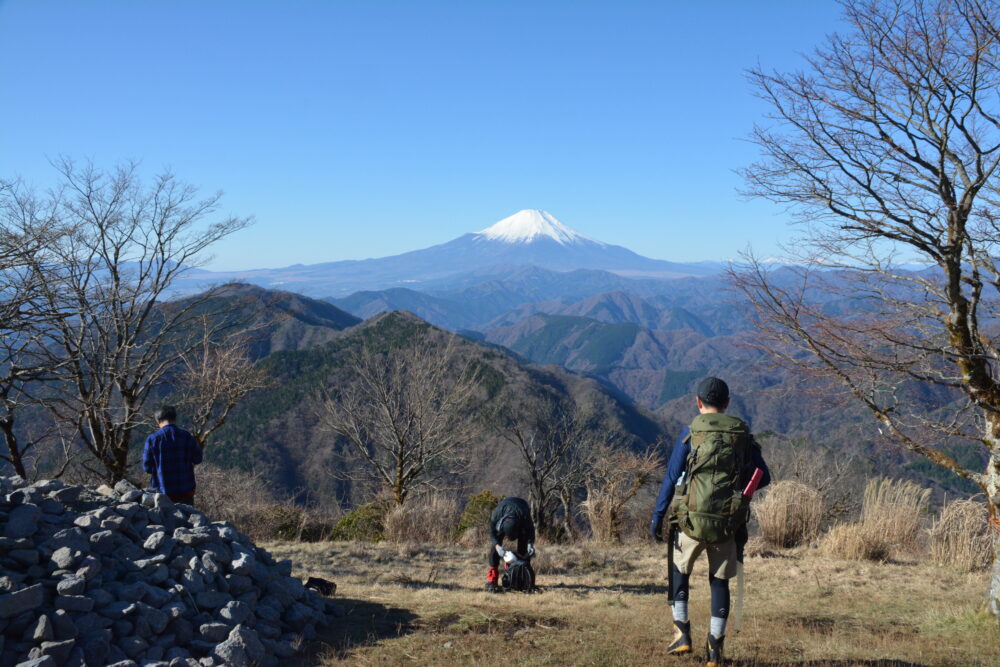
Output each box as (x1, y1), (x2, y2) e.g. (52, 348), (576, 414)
(331, 500), (391, 541)
(455, 490), (504, 538)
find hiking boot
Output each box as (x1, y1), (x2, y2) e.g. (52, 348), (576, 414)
(706, 633), (725, 666)
(485, 581), (499, 593)
(667, 620), (692, 654)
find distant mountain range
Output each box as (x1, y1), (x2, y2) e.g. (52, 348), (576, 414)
(177, 209), (722, 297)
(187, 284), (979, 501)
(156, 210), (980, 502)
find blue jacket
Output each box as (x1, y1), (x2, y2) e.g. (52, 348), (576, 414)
(649, 424), (770, 535)
(142, 424), (202, 495)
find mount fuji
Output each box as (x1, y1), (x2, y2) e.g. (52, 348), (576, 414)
(180, 209), (718, 297)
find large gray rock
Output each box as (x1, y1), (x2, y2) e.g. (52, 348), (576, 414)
(89, 530), (115, 554)
(217, 600), (251, 626)
(51, 547), (78, 571)
(5, 504), (41, 539)
(198, 623), (230, 642)
(39, 639), (75, 664)
(56, 576), (86, 596)
(211, 625), (265, 666)
(0, 584), (44, 619)
(14, 656), (56, 667)
(31, 614), (54, 642)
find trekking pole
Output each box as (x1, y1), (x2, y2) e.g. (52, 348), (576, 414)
(666, 524), (676, 603)
(731, 561), (745, 633)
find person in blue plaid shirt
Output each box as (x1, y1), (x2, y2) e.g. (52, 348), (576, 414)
(142, 405), (203, 504)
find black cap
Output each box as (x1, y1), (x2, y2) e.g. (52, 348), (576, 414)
(500, 516), (519, 540)
(697, 377), (729, 407)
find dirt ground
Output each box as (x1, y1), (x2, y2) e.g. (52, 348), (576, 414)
(265, 541), (1000, 666)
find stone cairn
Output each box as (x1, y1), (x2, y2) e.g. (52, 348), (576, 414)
(0, 476), (341, 666)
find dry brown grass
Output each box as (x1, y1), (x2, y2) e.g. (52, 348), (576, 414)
(823, 521), (891, 562)
(860, 477), (930, 552)
(267, 540), (999, 666)
(383, 493), (461, 544)
(823, 477), (932, 562)
(752, 480), (823, 548)
(196, 463), (338, 542)
(930, 497), (993, 572)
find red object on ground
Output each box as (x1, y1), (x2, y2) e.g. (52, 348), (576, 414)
(487, 566), (499, 583)
(742, 468), (764, 498)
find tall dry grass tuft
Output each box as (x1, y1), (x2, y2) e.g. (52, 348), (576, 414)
(824, 477), (931, 561)
(823, 522), (891, 561)
(752, 480), (824, 548)
(384, 493), (461, 544)
(860, 477), (929, 552)
(929, 497), (992, 572)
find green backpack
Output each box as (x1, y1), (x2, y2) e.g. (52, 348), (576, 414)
(668, 413), (755, 544)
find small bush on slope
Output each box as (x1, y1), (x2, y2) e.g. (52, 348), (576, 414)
(331, 500), (392, 541)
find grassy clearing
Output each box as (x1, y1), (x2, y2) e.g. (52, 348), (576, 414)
(268, 541), (1000, 666)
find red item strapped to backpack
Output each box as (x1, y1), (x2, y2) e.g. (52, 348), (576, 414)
(742, 468), (764, 498)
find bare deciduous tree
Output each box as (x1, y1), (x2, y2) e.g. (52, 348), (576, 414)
(491, 399), (595, 540)
(0, 180), (70, 478)
(734, 0), (1000, 613)
(171, 322), (271, 449)
(26, 160), (252, 482)
(582, 445), (662, 543)
(319, 341), (482, 505)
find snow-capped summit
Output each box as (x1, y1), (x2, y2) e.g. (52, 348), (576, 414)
(177, 208), (718, 296)
(477, 209), (600, 246)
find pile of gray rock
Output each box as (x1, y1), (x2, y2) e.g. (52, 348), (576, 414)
(0, 476), (339, 666)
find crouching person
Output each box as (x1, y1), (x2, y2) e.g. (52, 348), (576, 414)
(485, 496), (536, 593)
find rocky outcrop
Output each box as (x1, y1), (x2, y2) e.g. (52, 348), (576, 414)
(0, 476), (340, 666)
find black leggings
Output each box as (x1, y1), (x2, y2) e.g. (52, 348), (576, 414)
(488, 537), (528, 567)
(671, 564), (730, 618)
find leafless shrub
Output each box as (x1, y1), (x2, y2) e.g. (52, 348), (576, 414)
(582, 447), (662, 543)
(752, 481), (824, 548)
(490, 397), (595, 540)
(319, 340), (482, 505)
(929, 497), (992, 572)
(194, 463), (337, 542)
(172, 324), (271, 449)
(383, 493), (461, 544)
(761, 434), (864, 522)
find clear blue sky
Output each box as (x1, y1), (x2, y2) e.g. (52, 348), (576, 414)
(0, 1), (844, 271)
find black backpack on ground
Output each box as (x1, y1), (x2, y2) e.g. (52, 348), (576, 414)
(502, 559), (536, 592)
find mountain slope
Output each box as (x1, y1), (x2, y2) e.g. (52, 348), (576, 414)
(207, 310), (668, 505)
(173, 283), (361, 358)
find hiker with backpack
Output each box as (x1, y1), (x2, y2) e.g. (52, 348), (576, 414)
(649, 377), (770, 667)
(486, 496), (536, 593)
